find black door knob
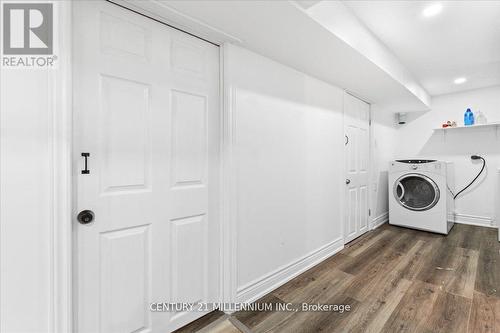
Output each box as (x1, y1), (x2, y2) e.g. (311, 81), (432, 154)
(77, 210), (95, 224)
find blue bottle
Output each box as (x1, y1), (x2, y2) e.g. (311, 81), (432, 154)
(464, 108), (475, 126)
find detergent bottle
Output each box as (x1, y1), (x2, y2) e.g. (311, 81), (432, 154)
(464, 108), (475, 126)
(476, 110), (487, 125)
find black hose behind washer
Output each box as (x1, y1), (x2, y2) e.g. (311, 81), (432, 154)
(453, 155), (486, 200)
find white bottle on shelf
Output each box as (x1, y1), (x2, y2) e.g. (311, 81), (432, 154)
(476, 111), (487, 125)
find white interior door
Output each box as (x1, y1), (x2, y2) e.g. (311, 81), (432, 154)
(344, 93), (370, 243)
(73, 2), (220, 332)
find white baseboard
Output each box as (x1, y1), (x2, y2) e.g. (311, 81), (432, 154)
(235, 237), (344, 305)
(454, 213), (497, 228)
(371, 212), (389, 230)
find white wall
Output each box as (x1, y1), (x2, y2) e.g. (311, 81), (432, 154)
(0, 2), (71, 332)
(225, 44), (346, 301)
(0, 68), (54, 333)
(371, 108), (397, 225)
(395, 86), (500, 226)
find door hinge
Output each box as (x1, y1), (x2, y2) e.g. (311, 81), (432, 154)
(368, 209), (371, 216)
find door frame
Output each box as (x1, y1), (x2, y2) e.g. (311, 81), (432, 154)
(52, 2), (73, 332)
(342, 91), (373, 245)
(53, 1), (233, 332)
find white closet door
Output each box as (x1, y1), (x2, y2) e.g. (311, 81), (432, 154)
(73, 1), (220, 332)
(344, 93), (370, 243)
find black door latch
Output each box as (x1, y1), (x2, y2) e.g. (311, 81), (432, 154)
(81, 153), (90, 174)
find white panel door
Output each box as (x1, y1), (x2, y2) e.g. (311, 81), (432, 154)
(344, 93), (370, 243)
(73, 2), (220, 332)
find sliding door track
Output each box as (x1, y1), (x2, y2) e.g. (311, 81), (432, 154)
(106, 0), (220, 47)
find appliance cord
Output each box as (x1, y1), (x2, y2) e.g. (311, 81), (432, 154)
(452, 155), (486, 200)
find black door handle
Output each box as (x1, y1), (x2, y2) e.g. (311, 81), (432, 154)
(81, 152), (90, 174)
(77, 210), (95, 225)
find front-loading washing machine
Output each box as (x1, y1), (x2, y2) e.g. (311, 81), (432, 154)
(388, 159), (455, 234)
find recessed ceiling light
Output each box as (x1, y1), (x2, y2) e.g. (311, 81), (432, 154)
(454, 77), (467, 84)
(422, 3), (443, 17)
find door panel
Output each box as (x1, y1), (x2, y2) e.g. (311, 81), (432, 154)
(344, 94), (370, 243)
(347, 188), (357, 238)
(171, 90), (207, 187)
(100, 75), (151, 193)
(359, 128), (369, 172)
(359, 185), (368, 232)
(100, 225), (151, 333)
(346, 126), (357, 173)
(74, 2), (220, 332)
(100, 12), (151, 61)
(170, 215), (207, 304)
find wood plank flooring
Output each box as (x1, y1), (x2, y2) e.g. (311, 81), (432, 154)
(174, 223), (500, 333)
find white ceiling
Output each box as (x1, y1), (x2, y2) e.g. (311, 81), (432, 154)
(141, 0), (429, 112)
(344, 0), (500, 96)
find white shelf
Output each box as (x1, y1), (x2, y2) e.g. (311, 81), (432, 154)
(433, 122), (500, 131)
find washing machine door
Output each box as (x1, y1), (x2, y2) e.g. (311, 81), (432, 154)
(393, 173), (440, 211)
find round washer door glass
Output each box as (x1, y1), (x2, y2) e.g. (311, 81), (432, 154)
(393, 174), (440, 211)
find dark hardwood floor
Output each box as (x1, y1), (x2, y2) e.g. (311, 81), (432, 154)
(175, 223), (500, 333)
